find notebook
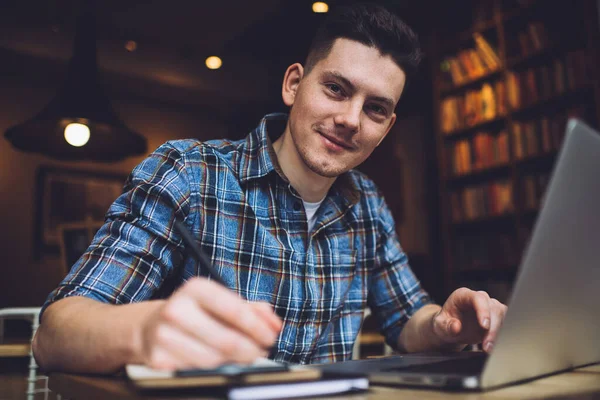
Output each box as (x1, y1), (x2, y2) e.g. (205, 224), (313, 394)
(319, 119), (600, 390)
(126, 358), (317, 389)
(126, 357), (369, 399)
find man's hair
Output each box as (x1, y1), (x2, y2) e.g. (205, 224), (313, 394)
(304, 3), (422, 82)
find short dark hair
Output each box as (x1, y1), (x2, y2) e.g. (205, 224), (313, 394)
(304, 3), (422, 82)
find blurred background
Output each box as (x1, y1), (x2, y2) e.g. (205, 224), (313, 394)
(0, 0), (598, 355)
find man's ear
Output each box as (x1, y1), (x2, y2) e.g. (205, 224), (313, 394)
(376, 113), (397, 146)
(282, 63), (304, 107)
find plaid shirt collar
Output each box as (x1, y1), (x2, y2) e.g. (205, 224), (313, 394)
(238, 112), (361, 207)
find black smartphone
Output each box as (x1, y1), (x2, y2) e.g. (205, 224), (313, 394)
(175, 364), (289, 377)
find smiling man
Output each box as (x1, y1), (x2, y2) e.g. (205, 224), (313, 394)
(33, 3), (507, 373)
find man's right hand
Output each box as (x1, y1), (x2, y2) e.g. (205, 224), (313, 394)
(137, 277), (283, 370)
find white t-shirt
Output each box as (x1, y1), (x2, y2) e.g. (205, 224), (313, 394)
(303, 198), (325, 231)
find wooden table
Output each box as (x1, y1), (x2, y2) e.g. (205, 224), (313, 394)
(49, 364), (600, 400)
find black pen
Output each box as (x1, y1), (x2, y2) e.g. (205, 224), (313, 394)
(174, 220), (226, 286)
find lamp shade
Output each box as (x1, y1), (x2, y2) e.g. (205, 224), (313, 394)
(4, 6), (147, 162)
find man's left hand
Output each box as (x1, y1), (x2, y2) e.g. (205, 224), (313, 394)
(432, 288), (508, 353)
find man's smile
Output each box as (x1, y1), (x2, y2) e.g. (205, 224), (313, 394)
(317, 129), (355, 151)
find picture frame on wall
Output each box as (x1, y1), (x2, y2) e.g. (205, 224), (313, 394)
(34, 166), (128, 258)
(58, 219), (105, 276)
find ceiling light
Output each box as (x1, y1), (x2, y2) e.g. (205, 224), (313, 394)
(124, 40), (137, 52)
(64, 122), (90, 147)
(312, 2), (329, 13)
(4, 4), (147, 161)
(205, 56), (222, 70)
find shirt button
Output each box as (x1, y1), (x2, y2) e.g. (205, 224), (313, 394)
(293, 202), (302, 211)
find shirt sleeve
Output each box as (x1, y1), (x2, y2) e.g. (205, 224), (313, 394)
(367, 195), (433, 349)
(40, 142), (192, 320)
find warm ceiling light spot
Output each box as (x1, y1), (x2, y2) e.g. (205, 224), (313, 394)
(64, 122), (90, 147)
(205, 56), (222, 70)
(312, 2), (329, 13)
(125, 40), (137, 52)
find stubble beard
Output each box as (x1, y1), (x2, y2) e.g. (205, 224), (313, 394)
(293, 136), (350, 178)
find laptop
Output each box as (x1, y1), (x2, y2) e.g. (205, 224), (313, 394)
(318, 119), (600, 390)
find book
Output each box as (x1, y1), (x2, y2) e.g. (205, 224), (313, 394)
(527, 22), (546, 51)
(495, 80), (507, 115)
(481, 83), (497, 120)
(227, 375), (369, 400)
(452, 179), (514, 221)
(506, 71), (521, 109)
(473, 33), (501, 68)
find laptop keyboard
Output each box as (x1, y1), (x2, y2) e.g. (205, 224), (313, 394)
(384, 353), (488, 375)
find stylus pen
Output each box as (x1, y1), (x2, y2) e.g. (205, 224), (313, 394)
(174, 220), (226, 286)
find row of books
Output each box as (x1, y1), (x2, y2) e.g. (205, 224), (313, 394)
(440, 80), (507, 133)
(449, 180), (514, 222)
(448, 171), (553, 220)
(522, 173), (550, 210)
(446, 106), (586, 175)
(440, 49), (588, 135)
(453, 232), (518, 271)
(513, 106), (586, 159)
(440, 33), (502, 86)
(448, 131), (510, 176)
(507, 21), (550, 59)
(506, 50), (589, 109)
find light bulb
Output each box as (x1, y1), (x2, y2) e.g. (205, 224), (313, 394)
(64, 123), (90, 147)
(205, 56), (222, 70)
(312, 2), (329, 13)
(125, 40), (138, 52)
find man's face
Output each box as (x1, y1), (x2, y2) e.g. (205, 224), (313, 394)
(283, 38), (406, 178)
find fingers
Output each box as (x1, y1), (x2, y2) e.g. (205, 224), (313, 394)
(437, 315), (461, 337)
(442, 288), (491, 334)
(472, 291), (492, 331)
(142, 277), (282, 370)
(160, 294), (269, 364)
(440, 288), (508, 351)
(146, 322), (225, 370)
(250, 302), (283, 333)
(482, 298), (508, 353)
(432, 306), (462, 346)
(179, 278), (281, 348)
(448, 318), (461, 336)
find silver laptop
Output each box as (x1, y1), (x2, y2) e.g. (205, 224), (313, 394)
(319, 119), (600, 390)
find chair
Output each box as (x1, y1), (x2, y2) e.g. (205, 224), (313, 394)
(0, 307), (49, 400)
(352, 308), (394, 360)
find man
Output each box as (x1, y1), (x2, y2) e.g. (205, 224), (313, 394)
(33, 3), (507, 373)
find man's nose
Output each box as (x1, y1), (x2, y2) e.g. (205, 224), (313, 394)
(334, 101), (361, 133)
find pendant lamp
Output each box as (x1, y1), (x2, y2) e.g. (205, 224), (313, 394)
(4, 4), (147, 161)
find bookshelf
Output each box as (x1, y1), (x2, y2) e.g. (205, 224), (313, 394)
(431, 0), (600, 303)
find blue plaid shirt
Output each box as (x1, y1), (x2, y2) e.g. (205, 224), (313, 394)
(43, 113), (431, 364)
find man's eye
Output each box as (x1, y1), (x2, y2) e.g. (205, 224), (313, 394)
(367, 104), (386, 115)
(327, 84), (343, 94)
